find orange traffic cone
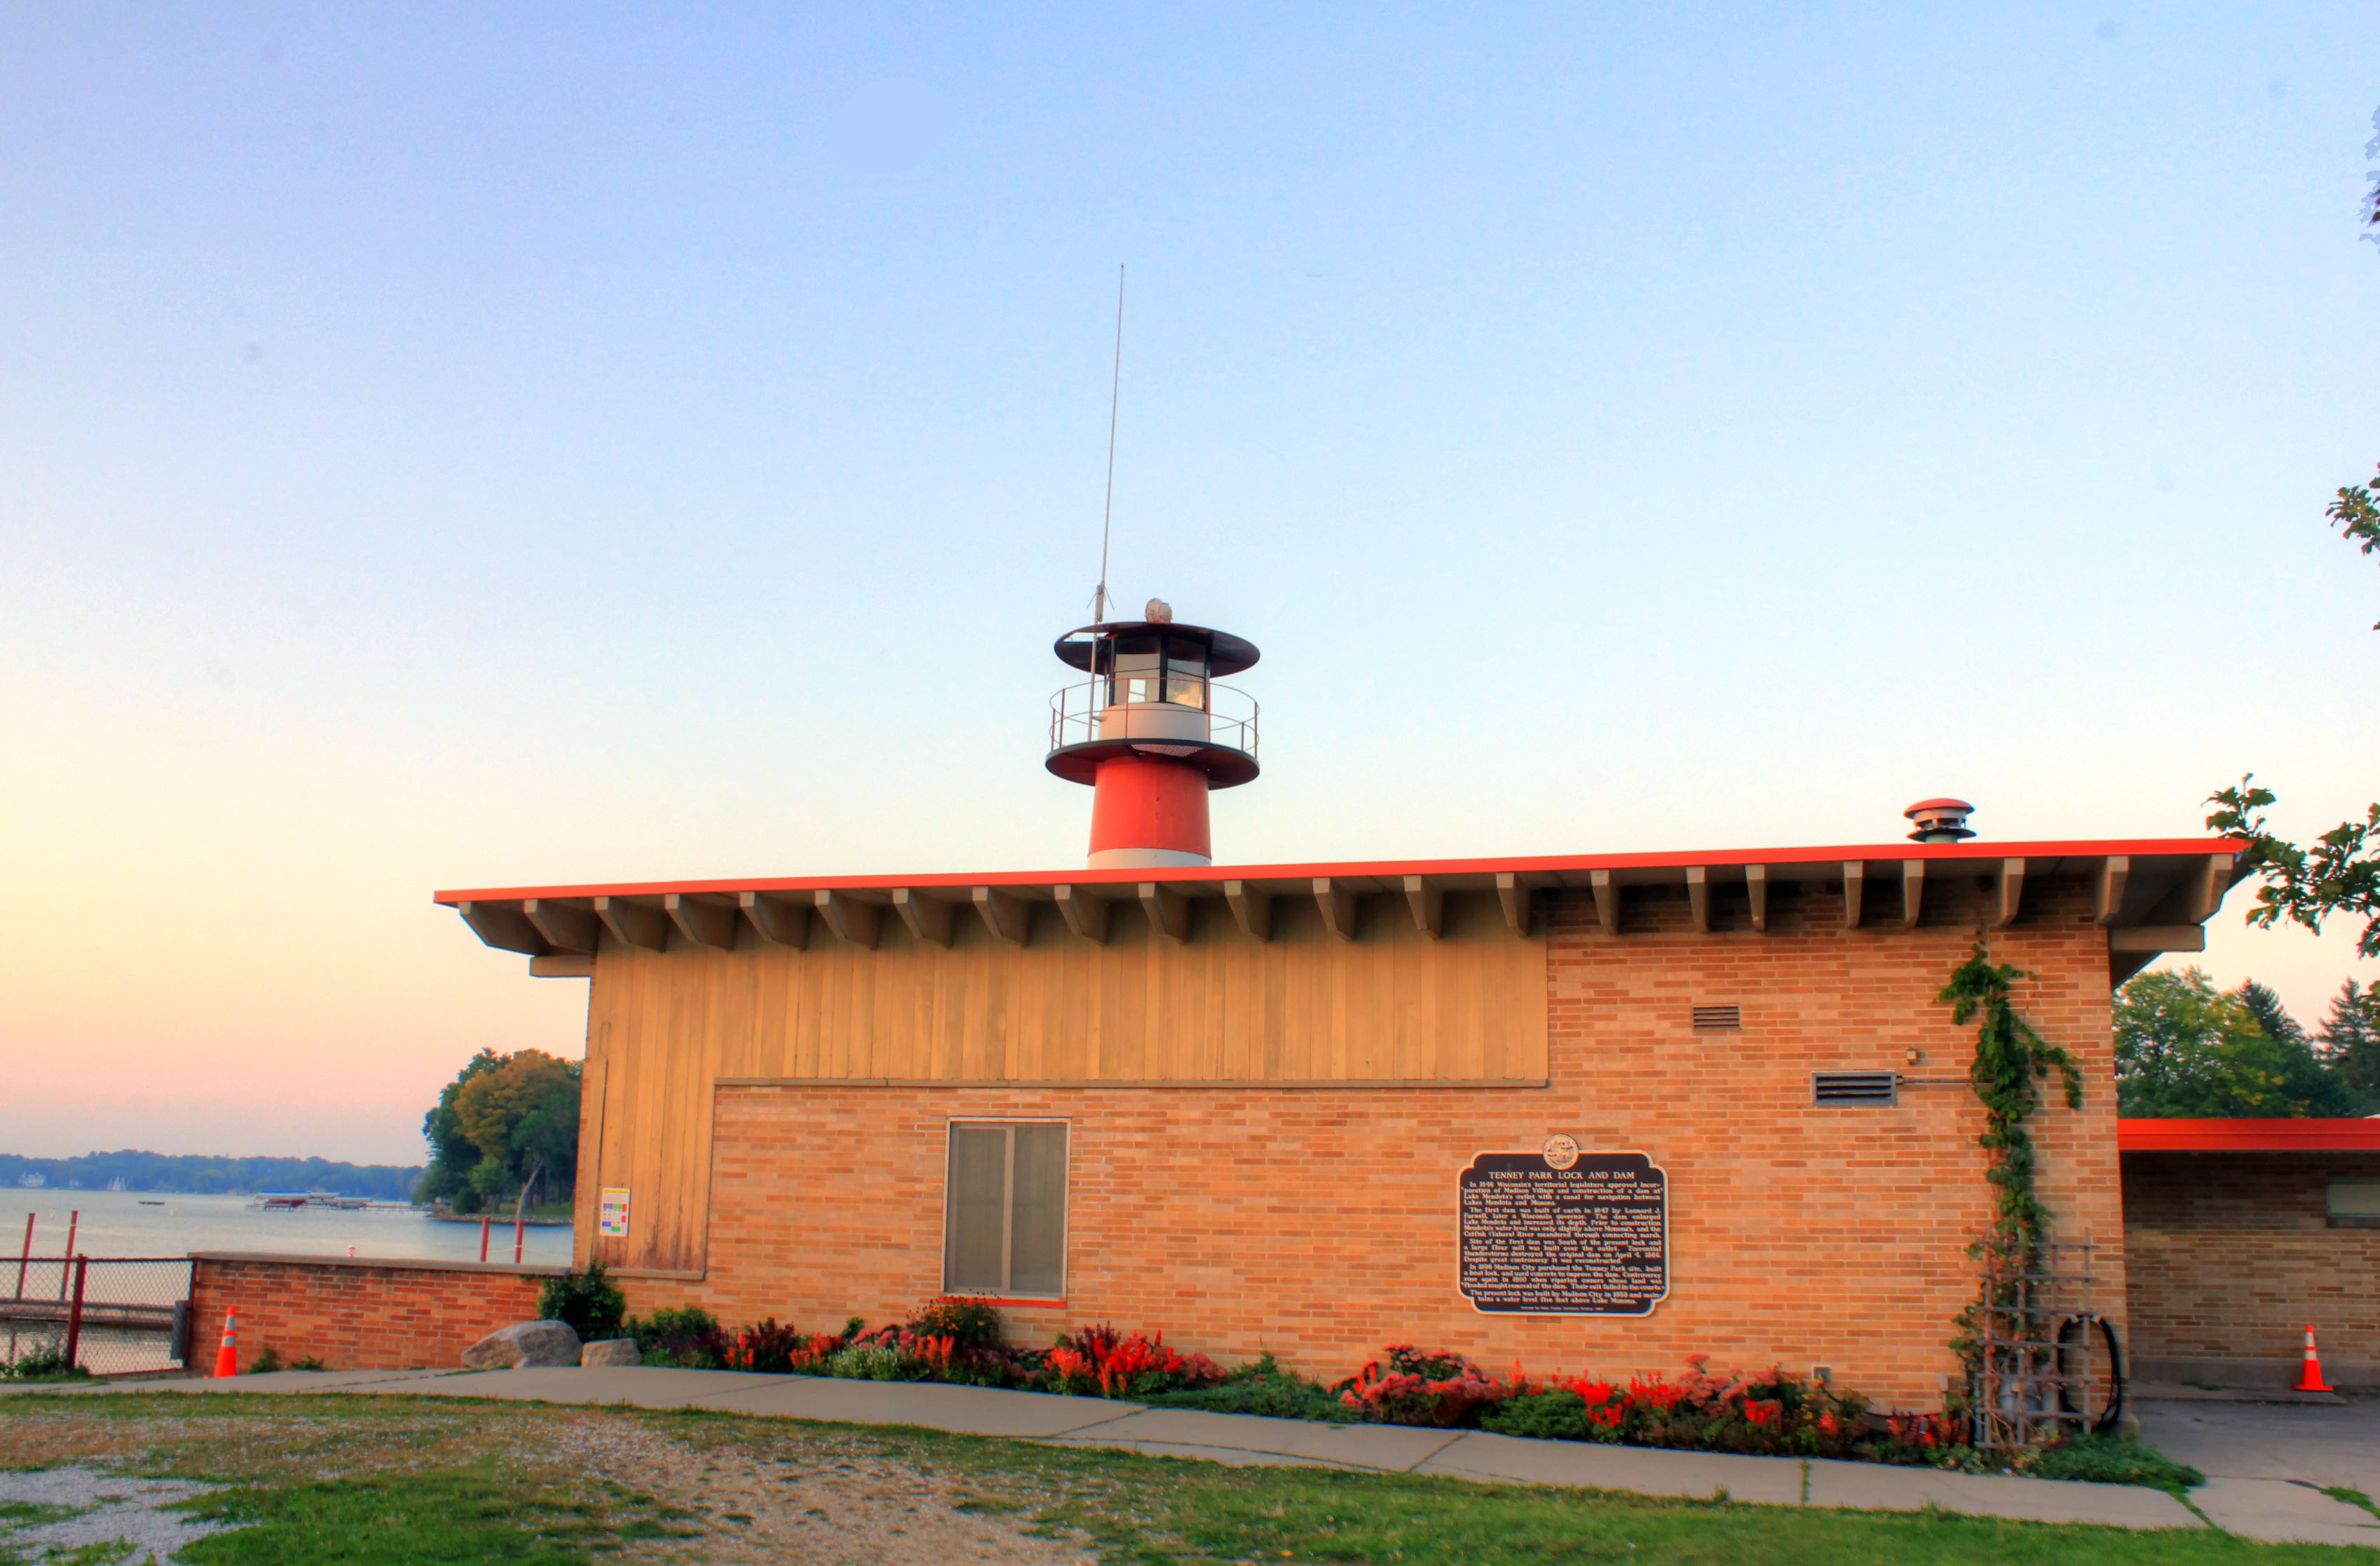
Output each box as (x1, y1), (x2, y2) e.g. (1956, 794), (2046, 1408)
(210, 1309), (240, 1379)
(2294, 1323), (2335, 1393)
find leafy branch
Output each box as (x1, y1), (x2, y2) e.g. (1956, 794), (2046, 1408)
(2207, 778), (2380, 961)
(2203, 446), (2380, 971)
(2324, 463), (2380, 628)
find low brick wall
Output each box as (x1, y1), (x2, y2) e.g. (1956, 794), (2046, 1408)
(2122, 1152), (2380, 1388)
(188, 1253), (564, 1373)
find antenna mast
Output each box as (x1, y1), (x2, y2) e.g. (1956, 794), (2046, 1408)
(1093, 264), (1124, 625)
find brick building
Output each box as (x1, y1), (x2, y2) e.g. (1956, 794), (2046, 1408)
(2119, 1117), (2380, 1391)
(435, 611), (2242, 1408)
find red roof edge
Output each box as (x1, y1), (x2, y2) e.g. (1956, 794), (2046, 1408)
(2119, 1117), (2380, 1152)
(432, 836), (2248, 908)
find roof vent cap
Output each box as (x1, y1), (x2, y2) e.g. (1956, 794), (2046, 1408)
(1145, 597), (1173, 623)
(1904, 797), (1976, 843)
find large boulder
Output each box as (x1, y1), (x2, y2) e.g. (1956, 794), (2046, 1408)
(581, 1338), (641, 1368)
(461, 1319), (582, 1370)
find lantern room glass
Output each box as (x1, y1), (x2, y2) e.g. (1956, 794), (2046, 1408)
(1101, 635), (1207, 708)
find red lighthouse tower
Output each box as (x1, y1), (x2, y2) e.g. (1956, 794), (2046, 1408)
(1047, 600), (1261, 868)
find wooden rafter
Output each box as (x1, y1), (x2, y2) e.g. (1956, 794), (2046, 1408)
(665, 893), (736, 950)
(1496, 873), (1532, 936)
(522, 898), (596, 955)
(1992, 860), (2026, 929)
(1402, 875), (1443, 939)
(739, 892), (809, 949)
(1053, 885), (1110, 945)
(1314, 878), (1358, 941)
(972, 887), (1031, 945)
(813, 889), (880, 949)
(1140, 883), (1190, 944)
(595, 896), (669, 952)
(894, 887), (955, 948)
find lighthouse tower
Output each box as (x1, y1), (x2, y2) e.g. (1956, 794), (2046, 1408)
(1047, 600), (1261, 869)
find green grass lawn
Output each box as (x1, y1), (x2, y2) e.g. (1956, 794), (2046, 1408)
(0, 1392), (2365, 1564)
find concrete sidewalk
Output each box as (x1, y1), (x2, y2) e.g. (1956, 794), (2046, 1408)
(2139, 1398), (2380, 1548)
(10, 1368), (2208, 1534)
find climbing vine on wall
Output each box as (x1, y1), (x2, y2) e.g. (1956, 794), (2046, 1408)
(1938, 945), (2083, 1389)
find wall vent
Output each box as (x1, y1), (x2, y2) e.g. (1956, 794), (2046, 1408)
(1812, 1071), (1899, 1107)
(1691, 1004), (1742, 1032)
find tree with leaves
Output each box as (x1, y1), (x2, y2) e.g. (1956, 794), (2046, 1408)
(416, 1048), (502, 1210)
(2237, 979), (2309, 1049)
(2113, 969), (2349, 1117)
(2318, 979), (2380, 1111)
(415, 1048), (581, 1212)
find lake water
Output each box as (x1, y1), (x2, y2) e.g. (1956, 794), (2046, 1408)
(4, 1189), (575, 1267)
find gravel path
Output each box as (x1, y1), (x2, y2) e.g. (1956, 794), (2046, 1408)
(0, 1464), (236, 1563)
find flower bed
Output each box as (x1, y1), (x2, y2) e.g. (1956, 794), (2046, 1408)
(627, 1296), (1226, 1402)
(603, 1288), (2185, 1481)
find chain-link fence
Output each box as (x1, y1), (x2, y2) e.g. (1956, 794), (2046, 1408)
(3, 1258), (194, 1377)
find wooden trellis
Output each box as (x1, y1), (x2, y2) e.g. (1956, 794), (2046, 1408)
(1973, 1237), (2108, 1449)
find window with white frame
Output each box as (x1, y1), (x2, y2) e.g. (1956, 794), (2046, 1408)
(943, 1121), (1068, 1297)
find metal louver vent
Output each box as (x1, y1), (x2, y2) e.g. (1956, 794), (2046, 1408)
(1691, 1004), (1741, 1032)
(1812, 1071), (1899, 1107)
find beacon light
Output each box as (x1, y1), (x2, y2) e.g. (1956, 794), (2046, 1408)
(1047, 603), (1260, 869)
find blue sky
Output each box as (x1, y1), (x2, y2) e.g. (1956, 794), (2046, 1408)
(2, 2), (2375, 1161)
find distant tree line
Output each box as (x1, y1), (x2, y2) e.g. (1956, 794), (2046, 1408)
(2115, 971), (2378, 1118)
(0, 1150), (423, 1198)
(416, 1048), (581, 1214)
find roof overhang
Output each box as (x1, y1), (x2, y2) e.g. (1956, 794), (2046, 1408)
(436, 838), (2244, 984)
(2119, 1118), (2380, 1153)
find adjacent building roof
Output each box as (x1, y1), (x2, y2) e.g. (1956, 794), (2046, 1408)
(2119, 1118), (2380, 1152)
(435, 837), (2243, 969)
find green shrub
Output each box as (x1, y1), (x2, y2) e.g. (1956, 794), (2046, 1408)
(1142, 1377), (1347, 1419)
(629, 1305), (726, 1369)
(2025, 1433), (2203, 1492)
(249, 1345), (286, 1375)
(1481, 1389), (1588, 1440)
(1140, 1353), (1345, 1420)
(828, 1342), (910, 1380)
(909, 1296), (1003, 1351)
(539, 1261), (627, 1342)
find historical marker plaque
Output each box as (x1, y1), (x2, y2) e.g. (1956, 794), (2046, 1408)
(1457, 1149), (1668, 1315)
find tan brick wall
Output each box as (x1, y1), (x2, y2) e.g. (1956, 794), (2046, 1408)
(2124, 1152), (2380, 1384)
(622, 878), (2122, 1412)
(188, 1256), (558, 1372)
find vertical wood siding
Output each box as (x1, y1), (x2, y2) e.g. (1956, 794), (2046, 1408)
(576, 888), (1546, 1273)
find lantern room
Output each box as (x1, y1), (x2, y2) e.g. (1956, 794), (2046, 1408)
(1046, 599), (1260, 869)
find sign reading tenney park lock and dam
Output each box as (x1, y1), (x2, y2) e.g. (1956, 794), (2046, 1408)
(1457, 1140), (1669, 1314)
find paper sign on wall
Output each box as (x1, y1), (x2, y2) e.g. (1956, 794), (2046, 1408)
(598, 1187), (631, 1239)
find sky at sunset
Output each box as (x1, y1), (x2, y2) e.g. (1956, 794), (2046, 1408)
(3, 3), (2376, 1166)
